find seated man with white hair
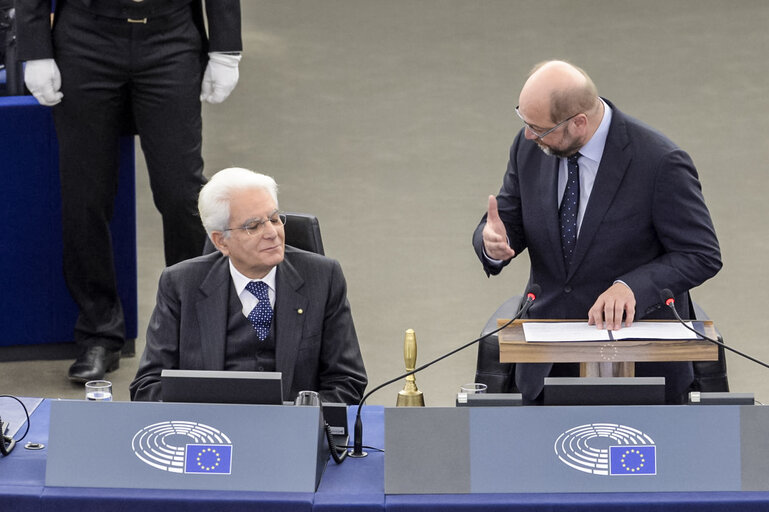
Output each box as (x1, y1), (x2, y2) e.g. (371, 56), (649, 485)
(130, 168), (367, 404)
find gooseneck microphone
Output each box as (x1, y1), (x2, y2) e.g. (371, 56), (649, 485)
(349, 284), (541, 458)
(660, 289), (769, 370)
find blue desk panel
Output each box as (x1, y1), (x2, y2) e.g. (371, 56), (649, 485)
(314, 406), (385, 512)
(0, 96), (137, 347)
(2, 400), (769, 511)
(386, 491), (769, 512)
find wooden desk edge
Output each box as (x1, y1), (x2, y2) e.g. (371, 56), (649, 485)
(497, 319), (718, 363)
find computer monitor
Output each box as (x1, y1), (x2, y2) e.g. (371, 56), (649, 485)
(161, 370), (284, 405)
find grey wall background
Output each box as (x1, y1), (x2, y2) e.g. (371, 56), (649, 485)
(2, 0), (768, 407)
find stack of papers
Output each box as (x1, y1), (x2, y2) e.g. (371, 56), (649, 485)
(522, 321), (699, 342)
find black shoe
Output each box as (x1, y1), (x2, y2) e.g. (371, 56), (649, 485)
(68, 346), (121, 383)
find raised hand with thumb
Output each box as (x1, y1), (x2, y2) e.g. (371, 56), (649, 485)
(482, 195), (515, 261)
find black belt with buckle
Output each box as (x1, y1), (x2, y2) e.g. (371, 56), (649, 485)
(67, 0), (194, 23)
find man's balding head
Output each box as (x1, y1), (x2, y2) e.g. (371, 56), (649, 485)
(519, 60), (599, 123)
(515, 60), (603, 157)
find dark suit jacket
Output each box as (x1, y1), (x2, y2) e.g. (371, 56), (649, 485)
(473, 99), (722, 402)
(16, 0), (242, 61)
(130, 246), (368, 404)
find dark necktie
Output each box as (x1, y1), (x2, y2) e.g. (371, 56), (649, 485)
(246, 281), (272, 341)
(560, 153), (581, 268)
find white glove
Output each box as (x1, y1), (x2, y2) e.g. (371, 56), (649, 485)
(200, 52), (241, 104)
(24, 58), (63, 106)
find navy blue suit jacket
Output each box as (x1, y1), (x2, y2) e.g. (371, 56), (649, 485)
(473, 100), (722, 402)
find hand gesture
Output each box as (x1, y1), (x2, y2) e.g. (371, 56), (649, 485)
(482, 195), (515, 261)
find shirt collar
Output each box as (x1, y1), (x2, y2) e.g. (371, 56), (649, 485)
(577, 98), (612, 165)
(228, 260), (277, 295)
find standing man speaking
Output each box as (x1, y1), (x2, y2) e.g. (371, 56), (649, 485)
(473, 60), (722, 404)
(16, 1), (242, 382)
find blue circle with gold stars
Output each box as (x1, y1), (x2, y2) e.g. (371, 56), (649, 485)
(196, 447), (223, 472)
(619, 448), (647, 473)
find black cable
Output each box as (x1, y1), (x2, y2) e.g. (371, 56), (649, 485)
(339, 444), (384, 453)
(324, 422), (348, 464)
(661, 289), (769, 370)
(0, 395), (30, 456)
(296, 390), (351, 464)
(349, 287), (539, 457)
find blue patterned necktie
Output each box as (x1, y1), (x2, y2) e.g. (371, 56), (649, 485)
(245, 281), (272, 341)
(560, 153), (581, 268)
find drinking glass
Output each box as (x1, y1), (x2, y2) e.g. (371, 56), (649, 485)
(459, 383), (487, 394)
(85, 380), (113, 401)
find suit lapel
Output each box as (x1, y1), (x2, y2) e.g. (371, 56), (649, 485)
(568, 113), (632, 279)
(195, 255), (231, 369)
(274, 255), (308, 399)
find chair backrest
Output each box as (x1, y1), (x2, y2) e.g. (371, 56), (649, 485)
(283, 212), (325, 255)
(202, 212), (325, 255)
(475, 295), (523, 393)
(690, 301), (729, 392)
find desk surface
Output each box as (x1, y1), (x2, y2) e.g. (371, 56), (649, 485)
(2, 399), (769, 511)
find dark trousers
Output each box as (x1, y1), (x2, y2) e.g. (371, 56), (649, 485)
(51, 3), (208, 350)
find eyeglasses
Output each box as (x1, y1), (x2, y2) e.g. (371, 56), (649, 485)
(515, 106), (580, 140)
(223, 210), (287, 236)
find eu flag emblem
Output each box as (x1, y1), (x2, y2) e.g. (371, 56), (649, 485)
(184, 444), (233, 474)
(609, 445), (656, 476)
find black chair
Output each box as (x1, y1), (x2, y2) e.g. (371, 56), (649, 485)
(282, 212), (325, 255)
(203, 212), (325, 256)
(473, 295), (729, 394)
(474, 295), (523, 393)
(687, 303), (729, 392)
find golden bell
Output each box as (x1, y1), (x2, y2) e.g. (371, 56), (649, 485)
(396, 329), (425, 407)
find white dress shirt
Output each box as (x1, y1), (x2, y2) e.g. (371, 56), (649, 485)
(557, 98), (612, 235)
(228, 261), (277, 319)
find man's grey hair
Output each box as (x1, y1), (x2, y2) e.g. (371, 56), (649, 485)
(198, 167), (279, 236)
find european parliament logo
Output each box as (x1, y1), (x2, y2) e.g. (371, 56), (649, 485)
(132, 421), (233, 475)
(554, 423), (657, 477)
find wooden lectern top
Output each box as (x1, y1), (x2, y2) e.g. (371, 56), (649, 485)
(497, 319), (719, 364)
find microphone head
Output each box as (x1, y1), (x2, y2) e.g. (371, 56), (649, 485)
(660, 288), (675, 307)
(527, 284), (541, 301)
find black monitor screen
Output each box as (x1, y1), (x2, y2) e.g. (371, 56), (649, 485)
(161, 370), (284, 405)
(543, 377), (665, 406)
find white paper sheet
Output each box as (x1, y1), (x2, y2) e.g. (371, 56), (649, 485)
(610, 321), (695, 340)
(522, 322), (610, 342)
(522, 321), (697, 342)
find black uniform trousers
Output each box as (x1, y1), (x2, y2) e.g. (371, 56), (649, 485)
(51, 2), (208, 350)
